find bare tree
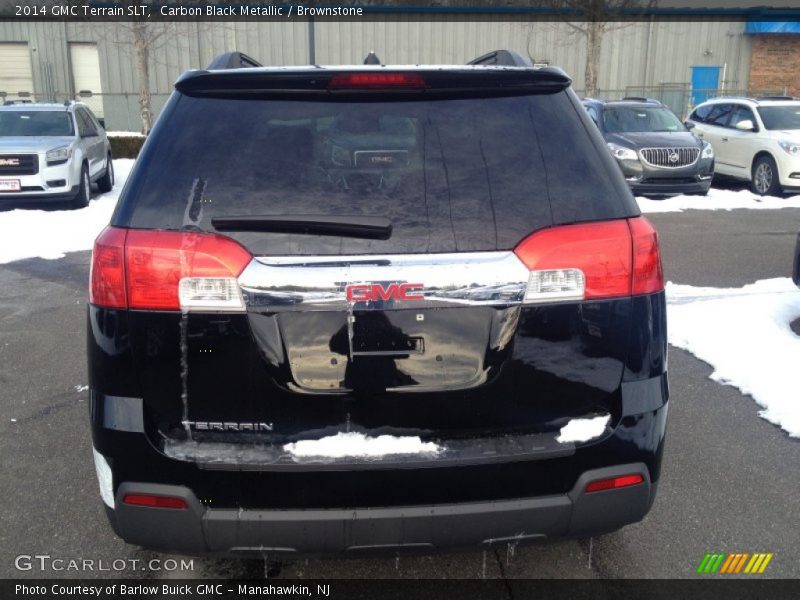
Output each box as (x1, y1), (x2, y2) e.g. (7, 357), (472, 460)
(110, 22), (176, 134)
(542, 0), (656, 97)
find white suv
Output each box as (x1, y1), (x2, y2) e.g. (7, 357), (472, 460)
(686, 97), (800, 195)
(0, 101), (113, 208)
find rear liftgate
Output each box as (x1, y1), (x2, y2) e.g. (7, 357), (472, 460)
(89, 215), (662, 467)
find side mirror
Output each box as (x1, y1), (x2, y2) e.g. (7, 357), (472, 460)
(684, 120), (696, 130)
(735, 119), (756, 132)
(82, 128), (98, 138)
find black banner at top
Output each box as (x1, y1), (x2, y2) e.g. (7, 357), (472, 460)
(1, 0), (800, 22)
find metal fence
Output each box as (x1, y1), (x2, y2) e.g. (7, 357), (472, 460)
(577, 85), (789, 120)
(2, 91), (171, 133)
(6, 86), (794, 131)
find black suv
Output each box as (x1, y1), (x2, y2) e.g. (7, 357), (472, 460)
(88, 52), (668, 556)
(583, 97), (715, 196)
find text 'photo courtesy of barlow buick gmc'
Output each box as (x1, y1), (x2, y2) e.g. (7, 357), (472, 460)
(583, 97), (715, 197)
(87, 50), (668, 557)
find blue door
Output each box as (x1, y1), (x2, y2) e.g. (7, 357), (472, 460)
(691, 66), (721, 106)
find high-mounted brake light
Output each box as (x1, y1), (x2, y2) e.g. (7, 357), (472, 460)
(122, 493), (189, 509)
(328, 72), (426, 89)
(89, 227), (252, 311)
(585, 473), (644, 493)
(513, 217), (663, 303)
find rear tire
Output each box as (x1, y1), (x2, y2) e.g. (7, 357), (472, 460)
(97, 155), (114, 193)
(71, 164), (91, 209)
(751, 155), (781, 196)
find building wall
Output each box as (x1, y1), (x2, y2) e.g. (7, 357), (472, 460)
(749, 34), (800, 96)
(0, 18), (754, 129)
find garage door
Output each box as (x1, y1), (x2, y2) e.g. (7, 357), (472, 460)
(0, 43), (34, 102)
(69, 43), (104, 119)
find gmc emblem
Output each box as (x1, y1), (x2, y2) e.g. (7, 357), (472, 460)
(0, 158), (20, 167)
(346, 282), (424, 302)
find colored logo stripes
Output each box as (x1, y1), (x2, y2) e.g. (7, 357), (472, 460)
(697, 552), (773, 574)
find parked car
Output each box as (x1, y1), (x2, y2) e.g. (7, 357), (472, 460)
(583, 97), (714, 196)
(686, 96), (800, 196)
(794, 232), (800, 287)
(88, 52), (668, 556)
(0, 101), (113, 208)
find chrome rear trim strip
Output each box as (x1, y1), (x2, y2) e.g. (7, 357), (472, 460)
(238, 252), (530, 311)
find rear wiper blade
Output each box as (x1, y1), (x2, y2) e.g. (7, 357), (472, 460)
(211, 215), (392, 240)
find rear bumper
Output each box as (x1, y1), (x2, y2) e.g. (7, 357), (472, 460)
(90, 372), (669, 556)
(107, 463), (656, 557)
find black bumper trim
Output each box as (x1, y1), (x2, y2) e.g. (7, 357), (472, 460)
(110, 463), (654, 556)
(621, 373), (668, 415)
(629, 180), (712, 195)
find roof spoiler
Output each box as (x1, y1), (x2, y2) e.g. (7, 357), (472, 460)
(207, 52), (262, 70)
(467, 50), (532, 67)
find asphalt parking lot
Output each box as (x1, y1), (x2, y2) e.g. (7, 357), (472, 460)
(0, 200), (798, 582)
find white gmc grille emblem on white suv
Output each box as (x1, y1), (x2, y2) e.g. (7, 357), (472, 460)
(0, 158), (20, 166)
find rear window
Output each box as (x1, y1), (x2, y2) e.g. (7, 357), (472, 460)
(116, 90), (634, 255)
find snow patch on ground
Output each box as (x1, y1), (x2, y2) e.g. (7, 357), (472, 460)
(556, 415), (610, 443)
(284, 432), (441, 458)
(106, 131), (145, 137)
(666, 278), (800, 437)
(637, 187), (800, 213)
(0, 159), (134, 264)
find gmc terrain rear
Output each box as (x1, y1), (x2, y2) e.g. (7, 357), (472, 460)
(88, 52), (668, 556)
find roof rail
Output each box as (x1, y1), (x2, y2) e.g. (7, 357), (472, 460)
(206, 52), (262, 70)
(467, 50), (532, 67)
(755, 95), (797, 101)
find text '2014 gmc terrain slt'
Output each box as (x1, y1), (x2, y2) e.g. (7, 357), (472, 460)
(88, 51), (668, 557)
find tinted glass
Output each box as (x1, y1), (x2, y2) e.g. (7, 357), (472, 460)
(691, 105), (713, 123)
(602, 106), (684, 133)
(0, 111), (74, 137)
(729, 105), (757, 129)
(117, 91), (634, 255)
(705, 104), (733, 127)
(584, 104), (599, 124)
(757, 105), (800, 130)
(76, 109), (96, 136)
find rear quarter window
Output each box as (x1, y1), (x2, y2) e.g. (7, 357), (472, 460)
(114, 89), (636, 255)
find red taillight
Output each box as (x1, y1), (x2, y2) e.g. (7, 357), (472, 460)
(126, 230), (251, 310)
(514, 220), (632, 300)
(629, 216), (664, 295)
(89, 227), (252, 310)
(585, 473), (645, 493)
(328, 72), (426, 89)
(513, 216), (664, 302)
(122, 493), (189, 509)
(90, 226), (127, 309)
